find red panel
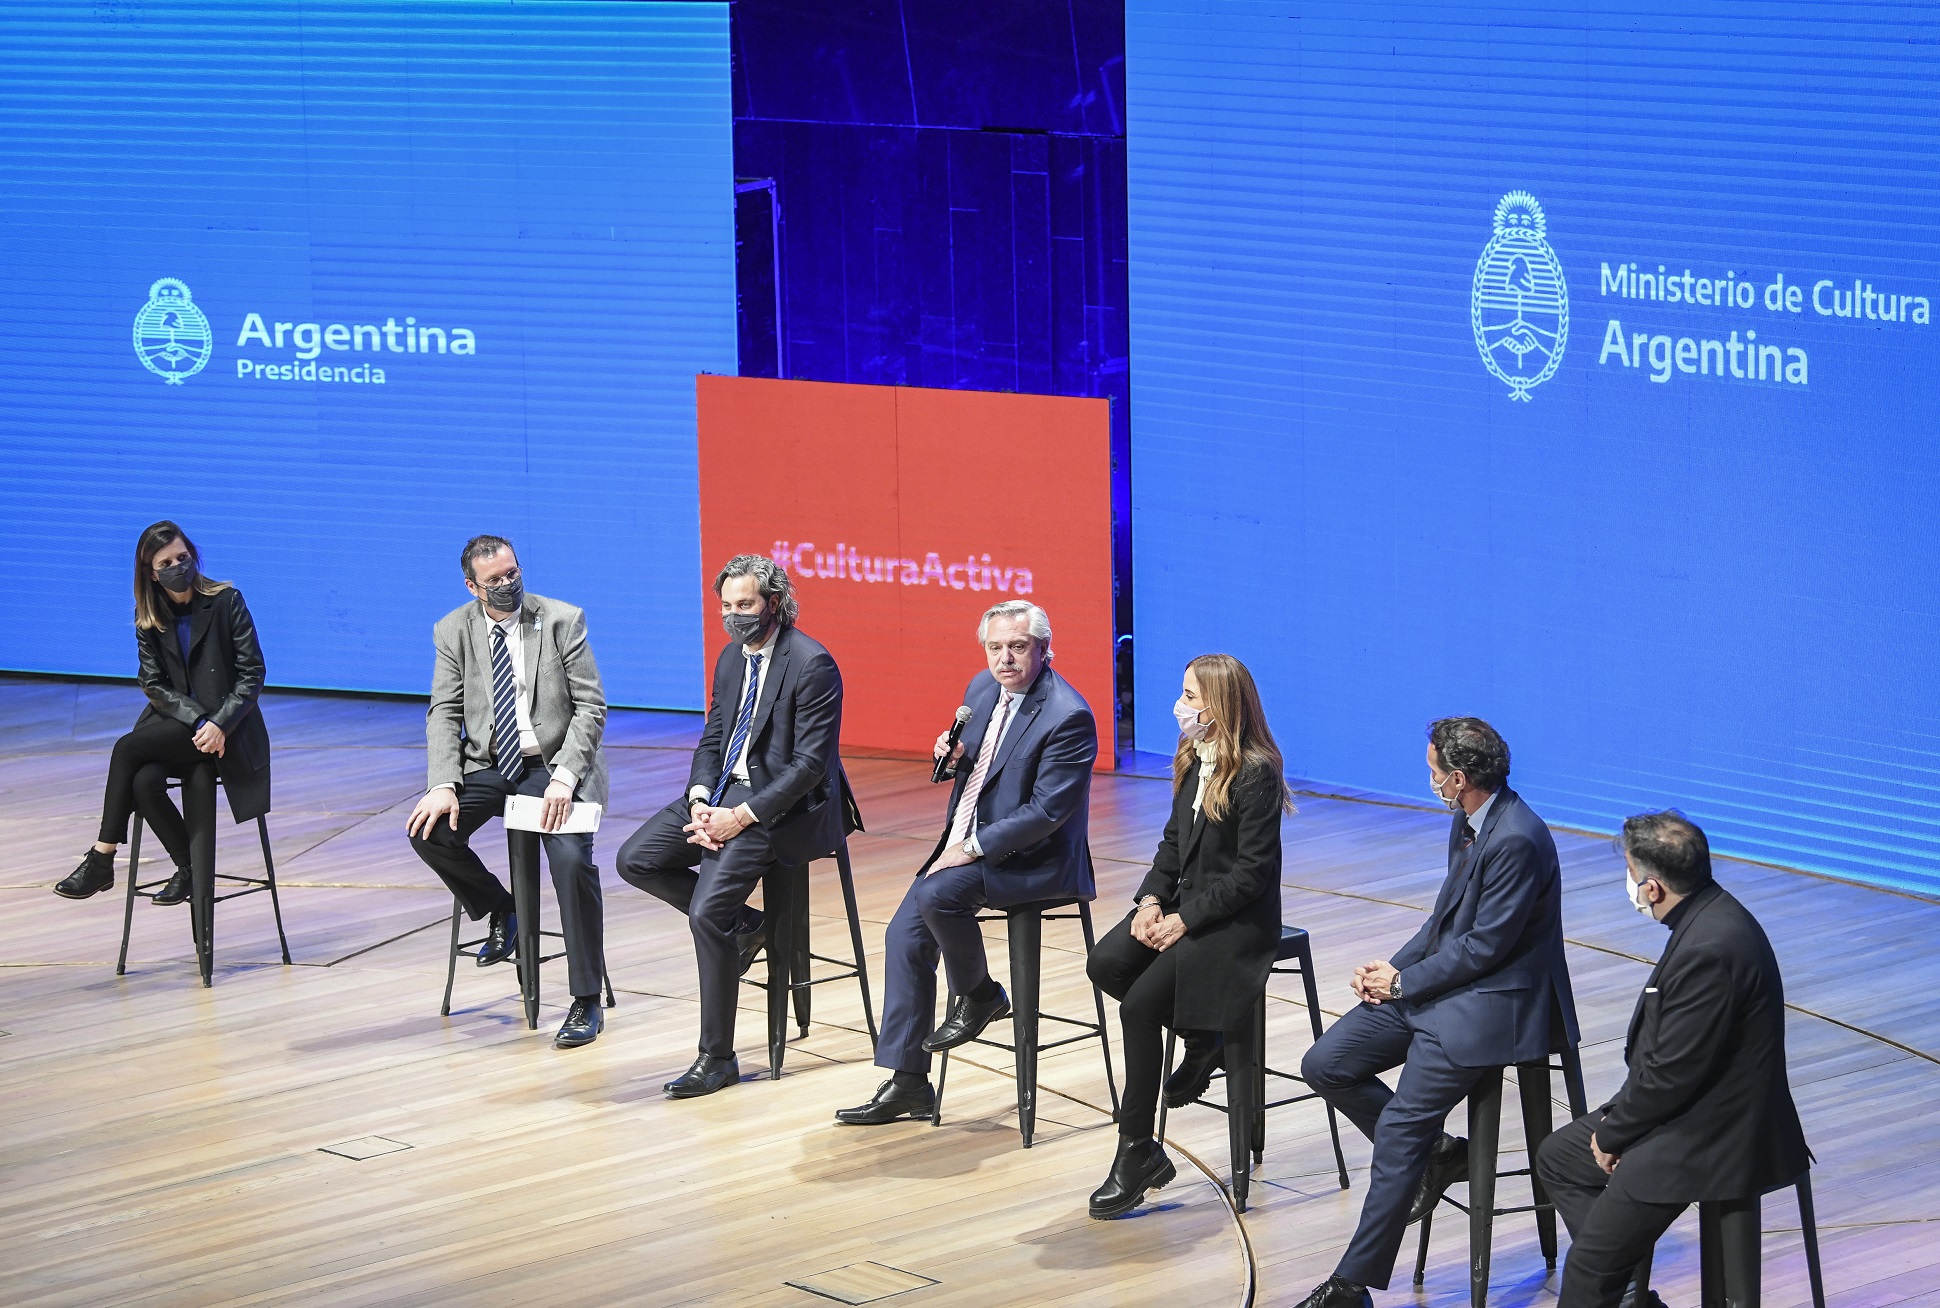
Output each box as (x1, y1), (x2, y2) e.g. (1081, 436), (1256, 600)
(696, 375), (1116, 769)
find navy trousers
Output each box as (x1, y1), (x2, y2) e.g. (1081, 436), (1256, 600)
(1301, 999), (1489, 1289)
(875, 862), (996, 1075)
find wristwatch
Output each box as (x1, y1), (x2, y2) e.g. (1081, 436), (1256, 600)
(1388, 975), (1405, 1001)
(1135, 895), (1162, 911)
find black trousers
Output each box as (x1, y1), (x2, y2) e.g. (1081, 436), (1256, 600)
(614, 784), (771, 1060)
(99, 716), (219, 879)
(1535, 1110), (1686, 1307)
(1299, 1000), (1490, 1289)
(1085, 916), (1203, 1141)
(407, 762), (605, 998)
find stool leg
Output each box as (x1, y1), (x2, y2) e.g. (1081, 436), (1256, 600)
(1561, 1043), (1588, 1118)
(441, 901), (462, 1016)
(1156, 1028), (1177, 1142)
(602, 954), (617, 1009)
(1009, 908), (1043, 1147)
(1518, 1062), (1559, 1269)
(1256, 1013), (1271, 1161)
(1078, 902), (1119, 1119)
(1797, 1175), (1825, 1308)
(258, 816), (291, 965)
(765, 864), (792, 1079)
(932, 1039), (951, 1129)
(792, 865), (811, 1037)
(509, 831), (542, 1029)
(1225, 1023), (1257, 1213)
(1298, 936), (1351, 1189)
(1414, 1208), (1433, 1287)
(117, 819), (143, 976)
(1468, 1071), (1503, 1308)
(192, 838), (214, 988)
(1700, 1202), (1724, 1306)
(836, 841), (878, 1045)
(1718, 1196), (1761, 1308)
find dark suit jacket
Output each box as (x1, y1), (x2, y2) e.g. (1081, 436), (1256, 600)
(922, 665), (1097, 907)
(1595, 882), (1810, 1202)
(1132, 756), (1284, 1031)
(134, 585), (271, 823)
(690, 624), (860, 867)
(1390, 787), (1579, 1068)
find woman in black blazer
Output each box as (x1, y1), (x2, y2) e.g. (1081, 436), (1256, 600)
(1084, 653), (1294, 1218)
(54, 521), (271, 907)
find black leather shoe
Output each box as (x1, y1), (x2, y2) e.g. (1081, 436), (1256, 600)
(1408, 1133), (1470, 1223)
(1619, 1289), (1670, 1308)
(151, 864), (193, 906)
(1087, 1136), (1178, 1219)
(921, 984), (1011, 1052)
(735, 913), (769, 978)
(554, 997), (603, 1048)
(664, 1054), (740, 1099)
(834, 1079), (936, 1125)
(53, 848), (114, 899)
(477, 910), (517, 967)
(1163, 1032), (1224, 1108)
(1293, 1276), (1371, 1308)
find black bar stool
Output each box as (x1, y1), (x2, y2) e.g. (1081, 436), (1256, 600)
(739, 833), (879, 1078)
(118, 775), (289, 987)
(932, 895), (1120, 1147)
(1629, 1170), (1826, 1308)
(439, 830), (613, 1026)
(1156, 924), (1351, 1213)
(1412, 1046), (1589, 1307)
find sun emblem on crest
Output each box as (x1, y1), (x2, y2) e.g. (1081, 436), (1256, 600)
(1471, 191), (1568, 400)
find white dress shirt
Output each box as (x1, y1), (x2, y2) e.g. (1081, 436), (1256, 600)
(688, 627), (780, 811)
(1464, 788), (1499, 843)
(961, 689), (1021, 857)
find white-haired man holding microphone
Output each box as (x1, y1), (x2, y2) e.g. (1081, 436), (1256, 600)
(835, 600), (1098, 1126)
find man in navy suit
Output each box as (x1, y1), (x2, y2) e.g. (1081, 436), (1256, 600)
(835, 600), (1098, 1126)
(615, 554), (856, 1099)
(1295, 717), (1580, 1308)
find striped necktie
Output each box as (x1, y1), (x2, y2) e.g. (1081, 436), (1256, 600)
(710, 653), (764, 805)
(947, 694), (1014, 849)
(489, 623), (525, 782)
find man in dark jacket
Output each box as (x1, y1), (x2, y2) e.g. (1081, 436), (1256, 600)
(1535, 811), (1809, 1307)
(1296, 718), (1579, 1308)
(834, 600), (1097, 1127)
(615, 554), (854, 1098)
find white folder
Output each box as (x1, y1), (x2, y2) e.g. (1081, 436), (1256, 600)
(503, 795), (603, 834)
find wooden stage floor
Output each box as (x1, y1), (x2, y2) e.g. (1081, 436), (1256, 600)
(2, 676), (1936, 1307)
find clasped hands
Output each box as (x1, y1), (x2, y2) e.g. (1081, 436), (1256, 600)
(192, 721), (226, 757)
(686, 799), (754, 850)
(1350, 959), (1400, 1004)
(1131, 902), (1187, 951)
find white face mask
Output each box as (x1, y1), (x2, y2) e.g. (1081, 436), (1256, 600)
(1625, 867), (1657, 918)
(1429, 771), (1462, 813)
(1173, 697), (1210, 742)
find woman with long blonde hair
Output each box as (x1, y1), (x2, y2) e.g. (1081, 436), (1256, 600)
(1083, 653), (1295, 1218)
(53, 521), (271, 910)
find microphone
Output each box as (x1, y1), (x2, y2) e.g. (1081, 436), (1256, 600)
(932, 705), (973, 783)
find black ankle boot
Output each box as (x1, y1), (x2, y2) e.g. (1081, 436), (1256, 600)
(1088, 1136), (1177, 1219)
(53, 848), (115, 900)
(1164, 1032), (1225, 1107)
(152, 863), (194, 906)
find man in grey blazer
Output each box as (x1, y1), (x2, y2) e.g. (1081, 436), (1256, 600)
(407, 534), (610, 1049)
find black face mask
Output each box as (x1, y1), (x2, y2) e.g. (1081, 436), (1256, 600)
(156, 559), (196, 593)
(482, 577), (524, 613)
(723, 605), (771, 646)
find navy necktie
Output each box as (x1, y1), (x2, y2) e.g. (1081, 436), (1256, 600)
(489, 624), (524, 782)
(711, 653), (764, 805)
(1425, 826), (1477, 954)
